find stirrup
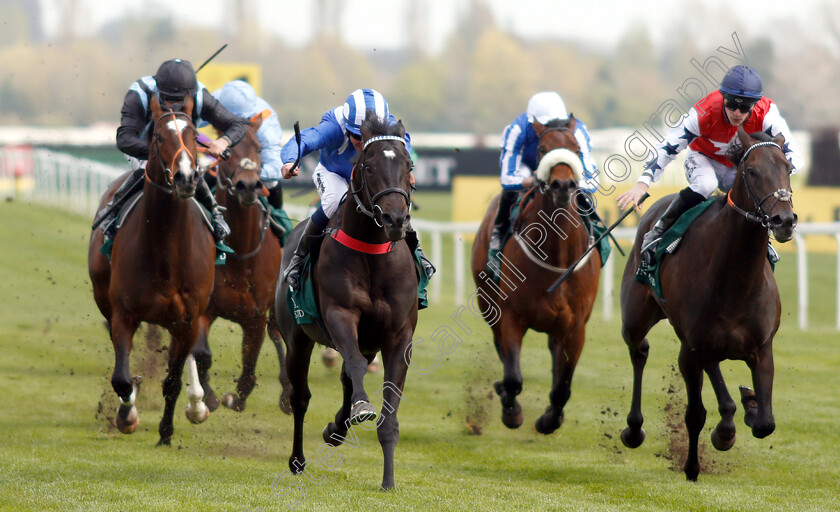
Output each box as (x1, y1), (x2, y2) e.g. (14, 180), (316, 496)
(283, 255), (304, 288)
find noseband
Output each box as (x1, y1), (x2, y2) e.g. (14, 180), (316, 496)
(349, 135), (412, 228)
(535, 126), (578, 194)
(148, 109), (198, 193)
(727, 141), (795, 228)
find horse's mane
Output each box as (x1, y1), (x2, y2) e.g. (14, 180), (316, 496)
(543, 115), (574, 130)
(361, 109), (405, 139)
(727, 131), (774, 164)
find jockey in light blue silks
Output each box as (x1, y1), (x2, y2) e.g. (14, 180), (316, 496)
(279, 88), (435, 289)
(211, 80), (286, 211)
(490, 91), (601, 253)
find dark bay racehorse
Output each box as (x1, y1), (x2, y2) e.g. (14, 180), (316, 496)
(88, 94), (216, 445)
(192, 119), (289, 413)
(619, 128), (796, 480)
(471, 117), (601, 434)
(276, 113), (417, 490)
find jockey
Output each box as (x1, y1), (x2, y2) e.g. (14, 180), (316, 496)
(490, 91), (600, 253)
(617, 65), (803, 266)
(101, 58), (246, 246)
(279, 88), (434, 289)
(211, 80), (285, 211)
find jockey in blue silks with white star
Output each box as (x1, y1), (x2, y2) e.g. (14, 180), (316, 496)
(280, 88), (435, 289)
(490, 91), (600, 253)
(210, 80), (286, 211)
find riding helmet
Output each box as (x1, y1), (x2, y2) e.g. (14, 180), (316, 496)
(155, 59), (198, 100)
(343, 88), (389, 136)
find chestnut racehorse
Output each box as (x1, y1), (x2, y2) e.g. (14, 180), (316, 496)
(89, 94), (215, 445)
(276, 112), (417, 490)
(191, 119), (290, 414)
(472, 117), (601, 434)
(618, 128), (797, 480)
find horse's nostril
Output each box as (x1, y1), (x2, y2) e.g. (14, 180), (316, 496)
(235, 182), (246, 191)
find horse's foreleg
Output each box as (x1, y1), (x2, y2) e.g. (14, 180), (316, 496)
(679, 347), (706, 482)
(158, 324), (196, 446)
(192, 314), (219, 411)
(705, 363), (737, 451)
(223, 316), (267, 412)
(323, 361), (353, 446)
(110, 312), (140, 434)
(287, 332), (314, 475)
(744, 340), (775, 439)
(536, 328), (584, 435)
(378, 338), (411, 490)
(268, 309), (292, 414)
(492, 316), (526, 429)
(325, 310), (374, 425)
(620, 335), (650, 449)
(184, 353), (210, 424)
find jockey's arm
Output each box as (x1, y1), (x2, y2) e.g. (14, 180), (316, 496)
(200, 89), (246, 157)
(116, 89), (150, 159)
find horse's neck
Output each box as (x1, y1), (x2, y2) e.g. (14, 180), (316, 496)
(218, 192), (263, 251)
(522, 195), (588, 265)
(708, 203), (770, 286)
(136, 182), (194, 247)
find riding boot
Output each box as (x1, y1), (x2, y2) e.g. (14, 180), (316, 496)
(489, 190), (518, 253)
(267, 184), (284, 210)
(640, 188), (704, 266)
(405, 229), (436, 279)
(283, 218), (323, 289)
(195, 177), (230, 242)
(98, 168), (145, 240)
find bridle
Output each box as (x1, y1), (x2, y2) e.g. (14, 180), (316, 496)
(727, 141), (795, 228)
(349, 135), (412, 228)
(147, 109), (199, 193)
(217, 158), (260, 197)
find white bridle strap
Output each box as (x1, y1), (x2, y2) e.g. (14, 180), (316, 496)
(740, 141), (781, 166)
(363, 135), (406, 150)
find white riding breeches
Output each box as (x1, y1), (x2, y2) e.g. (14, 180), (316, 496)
(684, 149), (736, 198)
(312, 164), (349, 218)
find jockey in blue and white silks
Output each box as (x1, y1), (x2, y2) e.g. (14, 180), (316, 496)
(279, 88), (432, 289)
(212, 80), (286, 209)
(490, 91), (600, 252)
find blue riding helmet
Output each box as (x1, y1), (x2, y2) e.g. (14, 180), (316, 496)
(719, 65), (763, 102)
(342, 88), (389, 136)
(213, 80), (258, 118)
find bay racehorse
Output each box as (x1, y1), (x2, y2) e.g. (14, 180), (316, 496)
(276, 112), (417, 490)
(191, 119), (290, 413)
(618, 128), (796, 480)
(88, 94), (215, 445)
(471, 117), (601, 434)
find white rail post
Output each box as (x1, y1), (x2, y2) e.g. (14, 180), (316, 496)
(431, 230), (442, 304)
(454, 233), (465, 305)
(602, 250), (614, 320)
(795, 233), (807, 330)
(836, 234), (840, 331)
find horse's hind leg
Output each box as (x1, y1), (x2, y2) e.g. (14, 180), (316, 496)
(287, 331), (315, 474)
(222, 315), (268, 412)
(679, 346), (707, 481)
(620, 329), (650, 449)
(110, 311), (140, 434)
(492, 316), (526, 429)
(705, 363), (737, 451)
(268, 309), (292, 414)
(743, 340), (775, 439)
(192, 314), (219, 411)
(323, 360), (353, 446)
(536, 328), (584, 435)
(157, 324), (197, 446)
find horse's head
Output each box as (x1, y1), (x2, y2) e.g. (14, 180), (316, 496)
(729, 127), (797, 242)
(351, 110), (413, 242)
(148, 94), (200, 198)
(217, 119), (263, 207)
(533, 116), (584, 208)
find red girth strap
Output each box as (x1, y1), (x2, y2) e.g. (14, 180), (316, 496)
(331, 229), (394, 254)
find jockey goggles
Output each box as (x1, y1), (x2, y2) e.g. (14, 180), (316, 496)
(723, 94), (756, 114)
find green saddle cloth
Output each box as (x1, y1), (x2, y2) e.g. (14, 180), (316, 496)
(257, 195), (294, 247)
(286, 247), (431, 326)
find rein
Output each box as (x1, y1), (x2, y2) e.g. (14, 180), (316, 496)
(349, 135), (412, 228)
(727, 141), (794, 228)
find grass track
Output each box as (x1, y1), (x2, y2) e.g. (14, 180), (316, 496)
(0, 197), (838, 511)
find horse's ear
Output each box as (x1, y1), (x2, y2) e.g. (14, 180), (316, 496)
(182, 93), (194, 118)
(250, 113), (264, 132)
(395, 119), (406, 136)
(150, 93), (162, 118)
(772, 132), (785, 148)
(736, 125), (752, 150)
(360, 109), (376, 141)
(532, 120), (546, 136)
(565, 114), (577, 132)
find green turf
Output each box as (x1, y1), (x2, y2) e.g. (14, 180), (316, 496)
(0, 198), (838, 511)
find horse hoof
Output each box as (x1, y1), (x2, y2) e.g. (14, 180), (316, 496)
(711, 426), (736, 451)
(222, 393), (245, 412)
(350, 401), (377, 425)
(684, 463), (700, 482)
(289, 456), (306, 474)
(535, 410), (564, 435)
(751, 421), (775, 439)
(620, 427), (646, 448)
(493, 381), (504, 397)
(322, 348), (340, 368)
(323, 423), (347, 446)
(156, 437), (172, 447)
(204, 390), (220, 412)
(279, 391), (293, 415)
(116, 404), (139, 434)
(185, 401), (210, 424)
(501, 403), (523, 429)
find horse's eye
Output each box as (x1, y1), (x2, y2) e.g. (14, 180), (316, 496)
(747, 167), (756, 176)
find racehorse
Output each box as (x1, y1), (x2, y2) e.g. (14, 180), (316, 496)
(618, 128), (796, 480)
(276, 112), (417, 490)
(88, 94), (216, 445)
(191, 119), (289, 413)
(471, 117), (601, 434)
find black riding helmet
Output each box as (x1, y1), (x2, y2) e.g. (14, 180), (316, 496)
(154, 59), (197, 100)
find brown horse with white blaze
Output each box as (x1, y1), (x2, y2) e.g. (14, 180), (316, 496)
(618, 128), (796, 480)
(88, 94), (216, 445)
(472, 117), (601, 434)
(191, 118), (289, 414)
